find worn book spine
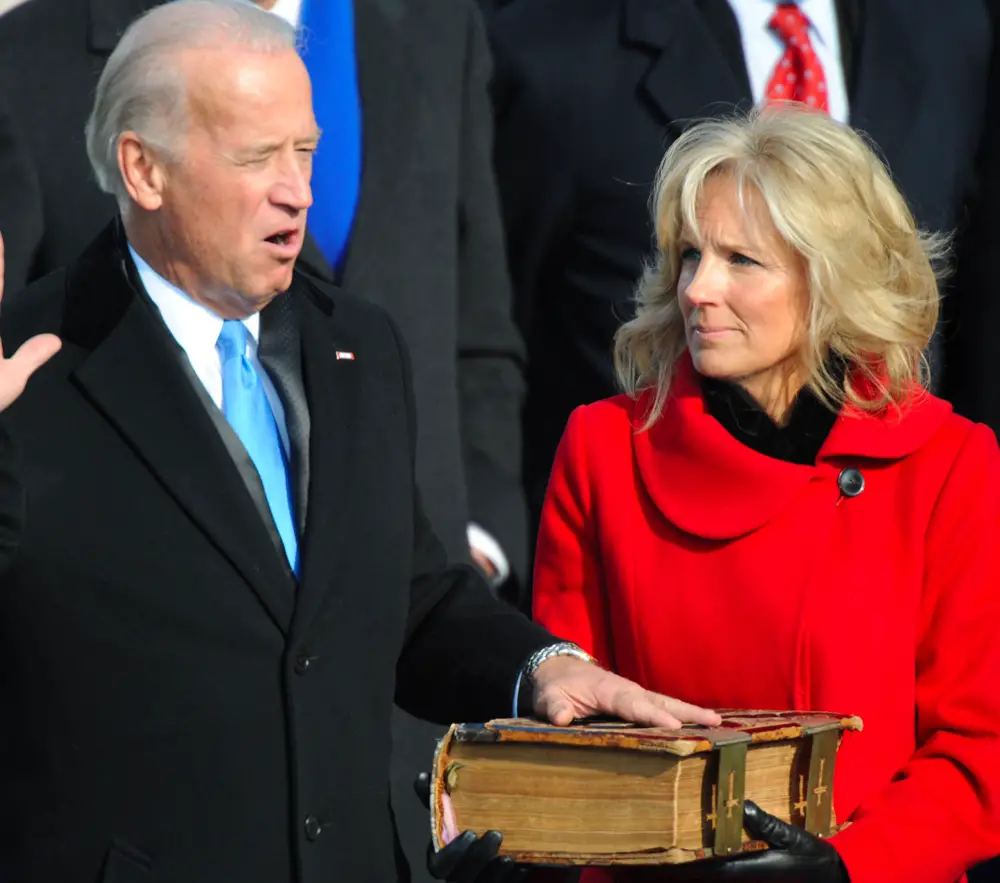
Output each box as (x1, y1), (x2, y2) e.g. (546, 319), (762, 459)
(430, 712), (862, 866)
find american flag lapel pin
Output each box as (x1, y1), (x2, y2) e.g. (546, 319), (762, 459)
(335, 351), (355, 361)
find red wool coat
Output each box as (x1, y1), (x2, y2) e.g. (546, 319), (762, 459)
(533, 358), (1000, 883)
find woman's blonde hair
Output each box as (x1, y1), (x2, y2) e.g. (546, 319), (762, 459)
(614, 103), (947, 427)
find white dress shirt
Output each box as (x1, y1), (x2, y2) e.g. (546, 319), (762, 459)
(728, 0), (849, 124)
(129, 245), (291, 458)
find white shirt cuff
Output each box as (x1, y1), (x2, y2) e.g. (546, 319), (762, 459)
(512, 671), (526, 717)
(467, 522), (510, 588)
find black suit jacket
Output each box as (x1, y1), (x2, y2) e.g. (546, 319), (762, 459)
(489, 0), (995, 524)
(0, 222), (553, 883)
(0, 0), (528, 596)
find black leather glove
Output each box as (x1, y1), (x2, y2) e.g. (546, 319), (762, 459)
(414, 772), (525, 883)
(652, 801), (850, 883)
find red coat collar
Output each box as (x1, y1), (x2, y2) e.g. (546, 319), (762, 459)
(632, 355), (952, 539)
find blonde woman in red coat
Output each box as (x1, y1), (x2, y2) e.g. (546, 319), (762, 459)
(532, 104), (1000, 883)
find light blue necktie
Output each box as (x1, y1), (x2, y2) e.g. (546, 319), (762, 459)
(217, 320), (299, 574)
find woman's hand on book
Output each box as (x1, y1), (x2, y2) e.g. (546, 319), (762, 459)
(415, 772), (524, 883)
(530, 655), (722, 729)
(426, 830), (523, 883)
(654, 801), (850, 882)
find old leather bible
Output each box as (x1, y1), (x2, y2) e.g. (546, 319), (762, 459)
(430, 710), (862, 865)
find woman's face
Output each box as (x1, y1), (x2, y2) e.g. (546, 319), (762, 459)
(677, 173), (810, 413)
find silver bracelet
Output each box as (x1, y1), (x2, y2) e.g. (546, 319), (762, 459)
(523, 641), (596, 681)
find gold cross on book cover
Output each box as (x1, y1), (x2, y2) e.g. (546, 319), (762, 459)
(430, 710), (863, 866)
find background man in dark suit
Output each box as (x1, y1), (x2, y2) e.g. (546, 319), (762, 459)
(0, 3), (721, 881)
(488, 0), (997, 551)
(0, 0), (529, 875)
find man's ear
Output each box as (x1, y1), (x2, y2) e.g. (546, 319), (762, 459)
(118, 131), (167, 211)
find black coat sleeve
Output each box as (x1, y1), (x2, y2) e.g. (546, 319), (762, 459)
(390, 315), (554, 725)
(455, 0), (530, 598)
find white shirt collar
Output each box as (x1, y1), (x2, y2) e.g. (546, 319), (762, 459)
(126, 243), (292, 456)
(128, 244), (260, 355)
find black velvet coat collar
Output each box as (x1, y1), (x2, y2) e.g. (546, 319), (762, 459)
(701, 360), (847, 466)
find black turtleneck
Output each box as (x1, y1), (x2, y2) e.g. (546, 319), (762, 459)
(700, 362), (846, 466)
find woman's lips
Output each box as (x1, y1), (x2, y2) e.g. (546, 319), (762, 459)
(692, 327), (737, 340)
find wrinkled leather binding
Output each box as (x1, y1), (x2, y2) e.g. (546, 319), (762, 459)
(430, 709), (862, 865)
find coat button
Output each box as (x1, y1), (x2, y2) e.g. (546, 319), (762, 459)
(837, 467), (865, 497)
(304, 815), (323, 841)
(294, 650), (315, 675)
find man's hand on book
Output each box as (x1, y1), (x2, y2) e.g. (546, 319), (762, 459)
(655, 801), (850, 882)
(530, 655), (723, 729)
(415, 772), (524, 883)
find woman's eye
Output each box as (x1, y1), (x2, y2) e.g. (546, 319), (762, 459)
(680, 246), (701, 262)
(730, 252), (758, 267)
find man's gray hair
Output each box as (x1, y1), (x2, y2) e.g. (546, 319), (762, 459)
(84, 0), (297, 210)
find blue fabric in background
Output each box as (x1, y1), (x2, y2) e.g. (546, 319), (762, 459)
(298, 0), (362, 269)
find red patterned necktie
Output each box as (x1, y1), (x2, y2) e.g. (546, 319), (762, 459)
(766, 3), (830, 113)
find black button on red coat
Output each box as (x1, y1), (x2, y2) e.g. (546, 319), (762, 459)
(837, 468), (865, 497)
